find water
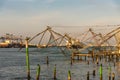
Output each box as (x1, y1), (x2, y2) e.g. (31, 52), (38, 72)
(0, 47), (120, 80)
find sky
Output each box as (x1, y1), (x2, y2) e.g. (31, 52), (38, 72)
(0, 0), (120, 38)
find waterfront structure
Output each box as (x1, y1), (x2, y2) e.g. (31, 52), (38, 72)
(0, 33), (24, 48)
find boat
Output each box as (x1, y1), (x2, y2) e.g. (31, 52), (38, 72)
(0, 33), (24, 48)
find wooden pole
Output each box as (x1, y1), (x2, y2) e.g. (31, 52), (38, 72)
(96, 57), (99, 65)
(114, 62), (115, 67)
(70, 57), (73, 66)
(54, 64), (56, 80)
(85, 56), (86, 61)
(36, 64), (40, 80)
(108, 73), (111, 80)
(68, 70), (71, 80)
(87, 71), (89, 80)
(108, 65), (111, 80)
(99, 64), (103, 80)
(46, 56), (49, 66)
(93, 70), (96, 77)
(25, 37), (30, 80)
(87, 60), (89, 65)
(77, 55), (79, 60)
(112, 73), (115, 80)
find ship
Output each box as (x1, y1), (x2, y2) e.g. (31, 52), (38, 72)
(0, 33), (24, 48)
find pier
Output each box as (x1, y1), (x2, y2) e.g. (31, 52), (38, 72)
(71, 50), (120, 62)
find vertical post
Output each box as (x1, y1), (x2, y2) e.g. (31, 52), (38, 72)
(68, 70), (71, 80)
(117, 55), (118, 62)
(87, 60), (89, 65)
(92, 50), (94, 62)
(114, 62), (115, 68)
(99, 64), (103, 80)
(96, 57), (99, 65)
(100, 56), (101, 61)
(77, 55), (79, 60)
(80, 56), (82, 61)
(71, 53), (73, 60)
(109, 55), (110, 61)
(87, 71), (89, 80)
(85, 56), (86, 61)
(108, 73), (111, 80)
(25, 37), (30, 80)
(112, 73), (115, 80)
(108, 65), (111, 80)
(116, 55), (119, 62)
(111, 55), (114, 61)
(93, 70), (96, 77)
(46, 56), (49, 66)
(105, 55), (107, 62)
(36, 64), (40, 80)
(92, 56), (94, 62)
(71, 57), (73, 66)
(54, 64), (56, 80)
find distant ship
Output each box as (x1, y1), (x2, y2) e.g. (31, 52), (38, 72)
(0, 33), (24, 48)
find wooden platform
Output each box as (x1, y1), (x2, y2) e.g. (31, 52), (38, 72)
(71, 53), (91, 60)
(71, 51), (120, 60)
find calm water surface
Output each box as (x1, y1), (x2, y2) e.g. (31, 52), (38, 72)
(0, 48), (120, 80)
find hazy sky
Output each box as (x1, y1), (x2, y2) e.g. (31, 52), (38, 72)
(0, 0), (120, 37)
